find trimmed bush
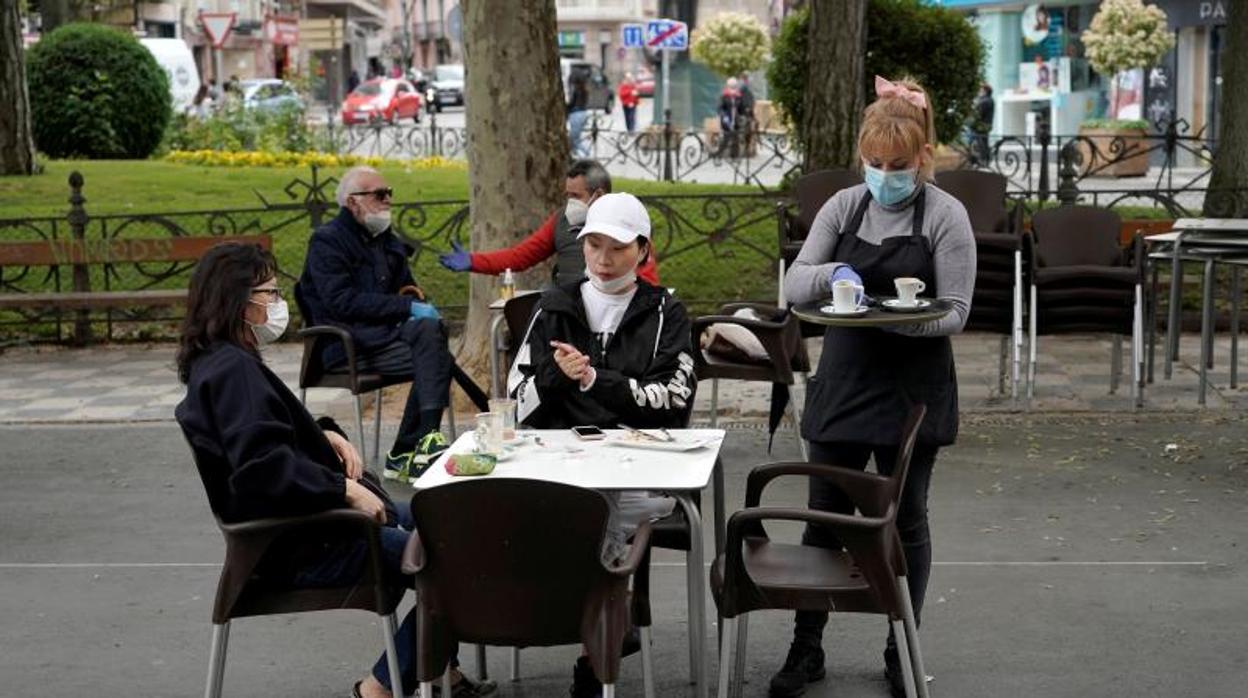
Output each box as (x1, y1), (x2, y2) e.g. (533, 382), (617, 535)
(768, 0), (985, 150)
(27, 23), (171, 159)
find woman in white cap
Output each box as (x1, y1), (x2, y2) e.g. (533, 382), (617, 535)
(506, 192), (697, 697)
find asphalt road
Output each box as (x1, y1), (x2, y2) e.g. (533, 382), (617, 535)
(2, 415), (1246, 696)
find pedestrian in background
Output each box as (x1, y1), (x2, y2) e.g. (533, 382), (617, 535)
(347, 69), (361, 95)
(973, 82), (995, 166)
(567, 69), (591, 159)
(618, 72), (640, 133)
(718, 77), (744, 158)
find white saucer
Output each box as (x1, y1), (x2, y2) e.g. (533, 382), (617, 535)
(819, 304), (870, 318)
(881, 298), (932, 312)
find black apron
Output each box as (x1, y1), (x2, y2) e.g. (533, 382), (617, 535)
(801, 188), (959, 447)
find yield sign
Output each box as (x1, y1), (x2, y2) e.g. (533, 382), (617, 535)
(201, 12), (237, 48)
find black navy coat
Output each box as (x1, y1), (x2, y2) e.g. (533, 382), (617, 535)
(176, 342), (347, 523)
(299, 208), (417, 365)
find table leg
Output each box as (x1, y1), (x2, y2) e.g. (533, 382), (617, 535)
(489, 314), (506, 398)
(673, 493), (708, 698)
(1200, 258), (1215, 406)
(713, 456), (726, 556)
(1232, 267), (1241, 390)
(1165, 243), (1184, 380)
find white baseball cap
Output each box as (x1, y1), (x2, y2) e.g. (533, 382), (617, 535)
(577, 192), (651, 243)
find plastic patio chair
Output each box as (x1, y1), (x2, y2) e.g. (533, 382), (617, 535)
(710, 404), (929, 698)
(180, 426), (405, 698)
(402, 479), (653, 698)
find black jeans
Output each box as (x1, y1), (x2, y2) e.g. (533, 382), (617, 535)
(792, 440), (938, 651)
(347, 318), (453, 451)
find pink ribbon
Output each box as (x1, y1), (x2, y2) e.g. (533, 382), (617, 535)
(874, 75), (927, 110)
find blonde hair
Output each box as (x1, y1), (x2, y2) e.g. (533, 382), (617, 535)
(857, 76), (936, 181)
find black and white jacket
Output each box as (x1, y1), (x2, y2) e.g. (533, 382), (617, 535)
(507, 280), (696, 429)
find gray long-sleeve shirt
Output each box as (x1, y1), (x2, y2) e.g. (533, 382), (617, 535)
(784, 183), (976, 337)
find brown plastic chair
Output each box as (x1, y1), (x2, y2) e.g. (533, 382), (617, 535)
(935, 170), (1027, 398)
(293, 281), (423, 464)
(181, 428), (405, 698)
(402, 479), (653, 698)
(778, 169), (863, 334)
(710, 405), (929, 698)
(1026, 206), (1144, 404)
(692, 302), (811, 459)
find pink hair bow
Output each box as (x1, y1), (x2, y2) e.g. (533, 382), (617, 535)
(874, 75), (927, 110)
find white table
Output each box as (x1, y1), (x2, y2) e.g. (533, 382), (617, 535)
(1146, 219), (1248, 404)
(414, 428), (727, 697)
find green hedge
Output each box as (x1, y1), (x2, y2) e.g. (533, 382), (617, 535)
(27, 24), (171, 159)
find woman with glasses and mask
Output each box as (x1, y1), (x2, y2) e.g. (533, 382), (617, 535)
(176, 243), (493, 698)
(437, 159), (659, 287)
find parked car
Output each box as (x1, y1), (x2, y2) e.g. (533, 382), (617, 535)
(340, 78), (423, 125)
(561, 59), (614, 113)
(429, 64), (465, 111)
(139, 38), (200, 114)
(240, 79), (303, 114)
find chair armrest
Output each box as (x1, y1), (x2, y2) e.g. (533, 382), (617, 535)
(297, 324), (361, 386)
(603, 519), (653, 578)
(743, 462), (893, 521)
(219, 507), (379, 537)
(400, 527), (426, 575)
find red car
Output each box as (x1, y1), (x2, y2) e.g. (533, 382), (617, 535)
(340, 78), (423, 125)
(635, 68), (655, 98)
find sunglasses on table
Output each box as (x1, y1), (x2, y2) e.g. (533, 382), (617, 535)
(350, 187), (394, 202)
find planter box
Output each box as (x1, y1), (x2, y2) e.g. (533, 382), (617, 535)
(1076, 126), (1150, 177)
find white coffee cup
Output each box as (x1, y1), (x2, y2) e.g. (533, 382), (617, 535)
(894, 277), (926, 306)
(832, 279), (864, 313)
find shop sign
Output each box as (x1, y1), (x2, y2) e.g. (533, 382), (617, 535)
(1153, 0), (1228, 27)
(558, 30), (585, 48)
(264, 15), (299, 46)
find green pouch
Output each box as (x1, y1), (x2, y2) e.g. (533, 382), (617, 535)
(445, 452), (497, 476)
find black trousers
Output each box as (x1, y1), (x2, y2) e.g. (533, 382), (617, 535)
(351, 318), (453, 450)
(793, 440), (938, 651)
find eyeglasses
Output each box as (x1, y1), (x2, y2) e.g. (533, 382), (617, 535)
(350, 187), (394, 202)
(251, 287), (284, 300)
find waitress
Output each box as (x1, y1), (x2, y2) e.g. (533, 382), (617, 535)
(770, 76), (976, 698)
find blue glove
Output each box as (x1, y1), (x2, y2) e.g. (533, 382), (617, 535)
(828, 265), (863, 288)
(439, 241), (472, 272)
(410, 301), (441, 321)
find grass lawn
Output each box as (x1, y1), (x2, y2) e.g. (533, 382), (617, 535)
(0, 160), (783, 340)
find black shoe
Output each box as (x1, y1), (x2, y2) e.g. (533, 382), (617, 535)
(884, 646), (906, 698)
(570, 656), (602, 698)
(768, 642), (825, 697)
(433, 674), (497, 697)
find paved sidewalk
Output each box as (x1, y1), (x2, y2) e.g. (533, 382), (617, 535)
(1, 331), (1246, 425)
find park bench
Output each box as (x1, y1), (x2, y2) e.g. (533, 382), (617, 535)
(0, 234), (272, 312)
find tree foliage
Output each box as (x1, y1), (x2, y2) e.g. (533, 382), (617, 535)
(768, 0), (985, 152)
(691, 11), (770, 77)
(1082, 0), (1174, 77)
(27, 23), (171, 159)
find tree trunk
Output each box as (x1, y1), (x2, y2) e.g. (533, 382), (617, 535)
(1205, 0), (1248, 217)
(801, 0), (866, 172)
(458, 0), (567, 398)
(0, 0), (36, 176)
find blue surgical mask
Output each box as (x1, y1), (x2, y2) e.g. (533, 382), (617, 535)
(863, 165), (919, 206)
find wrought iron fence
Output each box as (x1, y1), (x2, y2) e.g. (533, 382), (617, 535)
(0, 167), (786, 342)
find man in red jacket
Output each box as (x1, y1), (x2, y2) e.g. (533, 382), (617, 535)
(438, 159), (659, 286)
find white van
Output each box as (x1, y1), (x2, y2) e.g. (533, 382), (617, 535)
(140, 38), (201, 113)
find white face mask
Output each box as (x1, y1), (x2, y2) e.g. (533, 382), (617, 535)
(586, 268), (637, 294)
(363, 210), (391, 236)
(565, 198), (589, 227)
(247, 298), (289, 345)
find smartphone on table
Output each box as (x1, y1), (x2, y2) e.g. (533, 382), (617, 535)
(572, 425), (605, 441)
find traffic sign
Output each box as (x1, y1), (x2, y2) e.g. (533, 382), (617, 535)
(645, 18), (688, 51)
(200, 12), (236, 49)
(621, 23), (645, 49)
